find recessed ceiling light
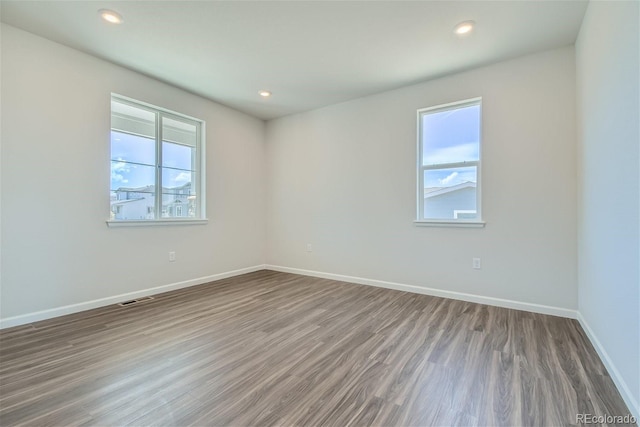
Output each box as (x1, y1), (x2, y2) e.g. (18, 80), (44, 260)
(259, 90), (272, 98)
(454, 20), (475, 36)
(99, 9), (123, 24)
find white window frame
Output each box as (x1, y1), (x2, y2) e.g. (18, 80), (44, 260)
(107, 94), (207, 227)
(415, 97), (485, 228)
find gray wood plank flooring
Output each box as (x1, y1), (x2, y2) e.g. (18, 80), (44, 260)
(0, 270), (634, 426)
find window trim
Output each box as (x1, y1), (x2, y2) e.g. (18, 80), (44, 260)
(416, 97), (485, 227)
(107, 219), (209, 228)
(107, 94), (207, 227)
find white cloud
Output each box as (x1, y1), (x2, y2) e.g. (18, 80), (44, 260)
(173, 172), (191, 183)
(111, 171), (128, 184)
(439, 171), (458, 185)
(111, 160), (130, 184)
(111, 159), (130, 172)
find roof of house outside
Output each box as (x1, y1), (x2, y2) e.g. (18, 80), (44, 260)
(113, 182), (192, 193)
(110, 198), (145, 206)
(424, 181), (476, 199)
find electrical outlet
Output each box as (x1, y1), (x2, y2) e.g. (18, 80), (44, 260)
(169, 251), (176, 262)
(472, 257), (481, 269)
(306, 244), (312, 252)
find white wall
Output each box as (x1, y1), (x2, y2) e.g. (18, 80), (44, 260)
(576, 1), (640, 417)
(266, 47), (577, 311)
(0, 24), (266, 322)
(1, 9), (637, 416)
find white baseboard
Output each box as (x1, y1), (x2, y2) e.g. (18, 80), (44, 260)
(577, 312), (640, 420)
(265, 264), (578, 319)
(4, 263), (634, 418)
(266, 265), (640, 418)
(0, 264), (267, 330)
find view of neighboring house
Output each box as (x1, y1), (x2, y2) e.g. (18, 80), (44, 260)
(424, 181), (477, 219)
(110, 182), (194, 220)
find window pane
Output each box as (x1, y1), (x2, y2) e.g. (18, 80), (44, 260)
(161, 117), (197, 218)
(162, 141), (194, 170)
(162, 117), (197, 147)
(161, 195), (196, 218)
(110, 95), (204, 222)
(422, 104), (480, 165)
(111, 100), (156, 140)
(161, 168), (195, 218)
(161, 167), (193, 191)
(110, 161), (156, 191)
(111, 131), (155, 166)
(423, 166), (477, 220)
(110, 163), (156, 220)
(161, 194), (196, 218)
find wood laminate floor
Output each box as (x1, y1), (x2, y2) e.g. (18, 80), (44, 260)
(0, 270), (634, 426)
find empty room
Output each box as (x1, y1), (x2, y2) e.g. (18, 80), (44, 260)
(0, 0), (638, 426)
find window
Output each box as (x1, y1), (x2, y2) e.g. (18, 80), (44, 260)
(109, 95), (206, 225)
(416, 98), (483, 226)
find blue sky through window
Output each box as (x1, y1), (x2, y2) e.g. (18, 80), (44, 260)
(111, 132), (155, 166)
(162, 141), (192, 170)
(110, 131), (194, 191)
(424, 166), (477, 189)
(422, 104), (480, 166)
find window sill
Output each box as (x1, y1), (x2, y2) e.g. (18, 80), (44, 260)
(106, 219), (209, 227)
(414, 220), (485, 228)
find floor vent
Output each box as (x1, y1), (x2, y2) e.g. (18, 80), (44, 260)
(118, 296), (155, 307)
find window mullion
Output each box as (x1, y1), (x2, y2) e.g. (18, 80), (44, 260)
(423, 160), (478, 170)
(155, 113), (163, 219)
(197, 122), (205, 219)
(416, 97), (482, 223)
(193, 124), (199, 217)
(109, 94), (205, 224)
(418, 165), (425, 219)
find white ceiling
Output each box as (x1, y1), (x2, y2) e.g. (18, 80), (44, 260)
(0, 1), (588, 120)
